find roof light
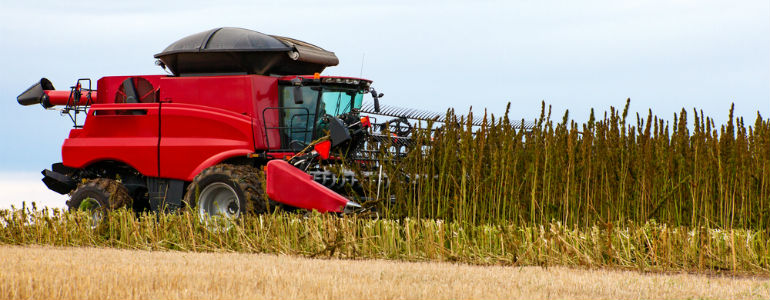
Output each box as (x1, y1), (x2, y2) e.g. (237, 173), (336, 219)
(319, 77), (367, 86)
(313, 73), (321, 79)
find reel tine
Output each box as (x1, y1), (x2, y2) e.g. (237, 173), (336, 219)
(362, 101), (533, 131)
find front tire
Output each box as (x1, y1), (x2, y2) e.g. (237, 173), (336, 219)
(67, 179), (133, 226)
(183, 164), (268, 219)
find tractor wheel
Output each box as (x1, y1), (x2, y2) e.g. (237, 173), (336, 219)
(67, 178), (133, 217)
(183, 164), (268, 219)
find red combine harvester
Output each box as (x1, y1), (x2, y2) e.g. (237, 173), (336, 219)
(16, 27), (433, 218)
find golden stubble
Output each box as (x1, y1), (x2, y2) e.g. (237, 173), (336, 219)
(1, 245), (767, 300)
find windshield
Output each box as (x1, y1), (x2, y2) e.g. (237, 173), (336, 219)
(321, 88), (363, 116)
(278, 85), (364, 147)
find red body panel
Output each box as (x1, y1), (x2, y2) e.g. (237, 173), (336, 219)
(159, 103), (254, 181)
(97, 75), (165, 104)
(62, 103), (160, 176)
(265, 160), (348, 213)
(159, 76), (254, 114)
(158, 75), (280, 151)
(61, 75), (283, 178)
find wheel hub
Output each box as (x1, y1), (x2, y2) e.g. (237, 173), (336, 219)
(198, 182), (240, 219)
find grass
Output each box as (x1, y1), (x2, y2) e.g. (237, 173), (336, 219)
(1, 208), (770, 275)
(1, 245), (768, 300)
(359, 101), (770, 229)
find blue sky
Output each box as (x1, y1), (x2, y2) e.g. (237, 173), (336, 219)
(1, 0), (768, 175)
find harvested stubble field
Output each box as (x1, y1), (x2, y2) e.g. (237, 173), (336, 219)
(1, 245), (768, 300)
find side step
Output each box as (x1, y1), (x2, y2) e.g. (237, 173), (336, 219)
(265, 160), (359, 213)
(41, 163), (78, 194)
(41, 169), (77, 194)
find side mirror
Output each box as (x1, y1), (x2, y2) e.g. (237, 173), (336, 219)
(328, 117), (352, 147)
(293, 86), (304, 104)
(370, 89), (384, 112)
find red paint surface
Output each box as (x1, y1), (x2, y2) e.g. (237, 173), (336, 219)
(62, 103), (160, 176)
(159, 103), (254, 181)
(265, 160), (348, 212)
(44, 90), (97, 106)
(314, 140), (332, 159)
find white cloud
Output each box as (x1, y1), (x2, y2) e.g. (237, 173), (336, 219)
(0, 173), (68, 210)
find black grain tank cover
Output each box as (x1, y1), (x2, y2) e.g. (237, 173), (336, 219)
(154, 27), (339, 76)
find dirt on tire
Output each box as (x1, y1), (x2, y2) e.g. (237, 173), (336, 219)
(183, 164), (269, 215)
(67, 178), (133, 210)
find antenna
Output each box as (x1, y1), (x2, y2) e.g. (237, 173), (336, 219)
(359, 53), (365, 77)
